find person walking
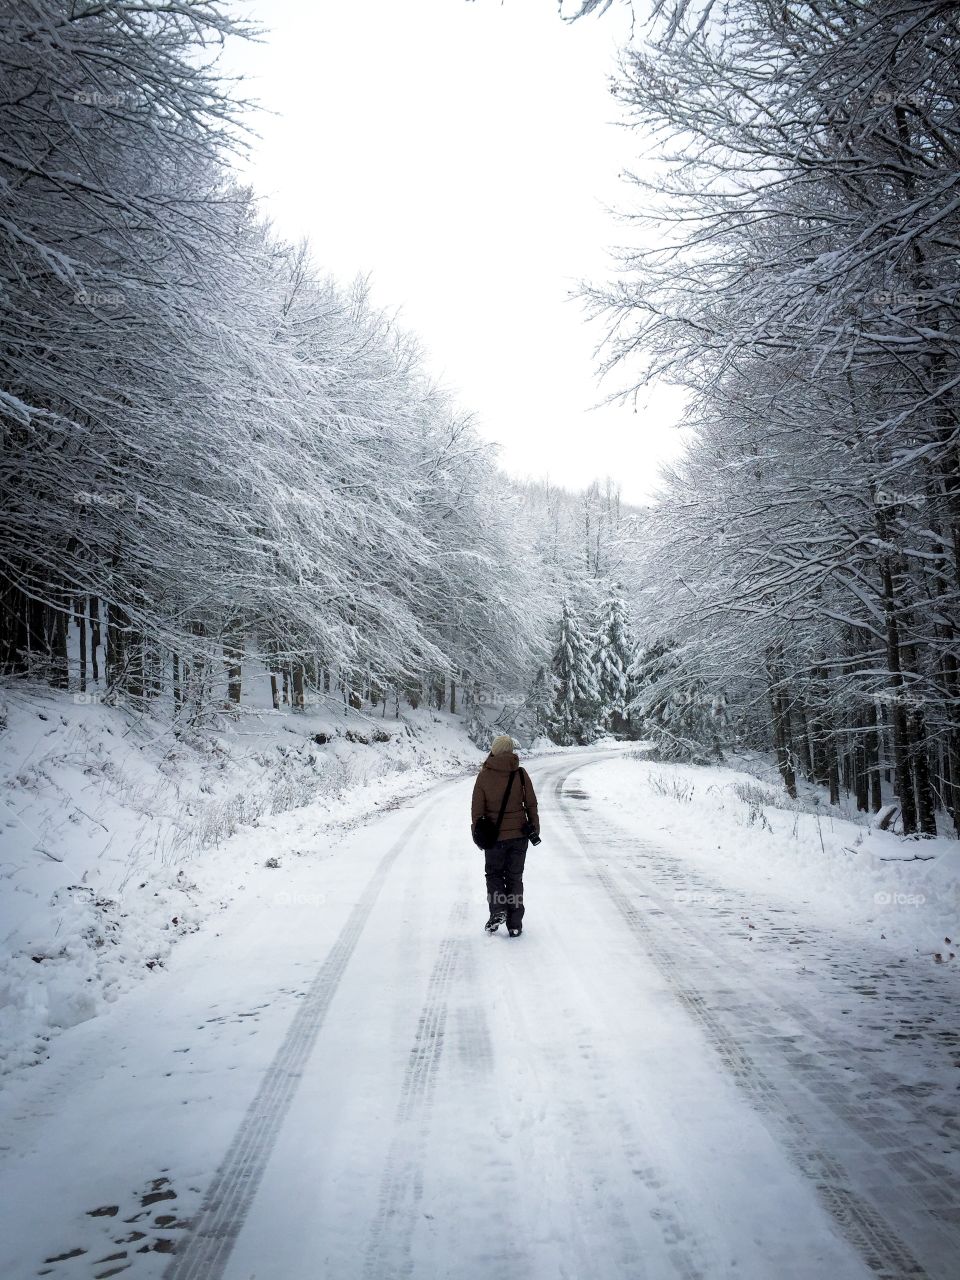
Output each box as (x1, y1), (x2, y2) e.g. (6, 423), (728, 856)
(471, 734), (540, 937)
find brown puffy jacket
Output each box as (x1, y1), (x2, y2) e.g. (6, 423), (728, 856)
(471, 751), (540, 842)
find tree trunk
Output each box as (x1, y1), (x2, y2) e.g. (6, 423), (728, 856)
(878, 548), (917, 835)
(225, 633), (242, 706)
(127, 625), (144, 701)
(865, 701), (882, 812)
(4, 583), (29, 673)
(854, 711), (869, 813)
(50, 603), (68, 689)
(151, 642), (162, 697)
(827, 751), (840, 806)
(767, 661), (797, 799)
(908, 710), (938, 836)
(794, 702), (813, 779)
(106, 603), (123, 689)
(185, 619), (207, 721)
(292, 662), (305, 712)
(76, 597), (87, 694)
(90, 596), (101, 683)
(808, 667), (833, 789)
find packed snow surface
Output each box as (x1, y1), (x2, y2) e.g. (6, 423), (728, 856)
(0, 686), (482, 1075)
(1, 745), (957, 1279)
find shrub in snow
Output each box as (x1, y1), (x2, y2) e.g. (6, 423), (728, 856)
(647, 773), (696, 804)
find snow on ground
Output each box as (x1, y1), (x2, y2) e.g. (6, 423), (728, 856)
(588, 751), (960, 959)
(2, 726), (958, 1280)
(0, 681), (483, 1076)
(0, 748), (957, 1279)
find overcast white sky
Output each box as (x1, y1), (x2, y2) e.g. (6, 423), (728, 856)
(225, 0), (688, 504)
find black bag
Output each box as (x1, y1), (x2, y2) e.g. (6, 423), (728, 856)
(472, 769), (516, 850)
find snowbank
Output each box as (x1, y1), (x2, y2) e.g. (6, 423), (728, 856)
(584, 753), (960, 961)
(0, 683), (483, 1075)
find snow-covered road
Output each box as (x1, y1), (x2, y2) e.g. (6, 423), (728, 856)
(1, 751), (957, 1280)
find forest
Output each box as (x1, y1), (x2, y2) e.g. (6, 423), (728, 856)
(2, 0), (958, 838)
(585, 0), (960, 837)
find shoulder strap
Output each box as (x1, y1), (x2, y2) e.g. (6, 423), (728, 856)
(518, 767), (530, 818)
(493, 770), (517, 839)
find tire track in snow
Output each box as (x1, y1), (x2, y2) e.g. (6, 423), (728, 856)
(498, 964), (709, 1280)
(162, 800), (439, 1280)
(484, 754), (714, 1280)
(452, 944), (495, 1076)
(572, 793), (955, 1129)
(554, 772), (935, 1280)
(569, 791), (960, 1272)
(608, 833), (959, 1182)
(362, 902), (468, 1280)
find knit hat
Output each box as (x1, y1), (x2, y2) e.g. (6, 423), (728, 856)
(490, 734), (515, 756)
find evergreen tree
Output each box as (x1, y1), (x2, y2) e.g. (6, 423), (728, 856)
(548, 600), (599, 745)
(592, 594), (633, 734)
(528, 663), (558, 738)
(629, 639), (726, 762)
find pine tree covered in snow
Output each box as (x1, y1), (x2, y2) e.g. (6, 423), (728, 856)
(528, 663), (558, 738)
(547, 601), (599, 745)
(592, 594), (634, 734)
(629, 639), (726, 762)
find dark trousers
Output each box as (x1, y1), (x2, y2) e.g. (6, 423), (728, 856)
(485, 838), (528, 929)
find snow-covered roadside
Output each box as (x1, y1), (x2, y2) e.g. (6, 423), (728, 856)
(0, 683), (483, 1077)
(585, 753), (960, 960)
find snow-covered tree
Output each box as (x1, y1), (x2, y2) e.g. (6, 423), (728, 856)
(547, 600), (600, 745)
(586, 0), (960, 832)
(628, 639), (726, 763)
(592, 594), (633, 734)
(0, 0), (553, 727)
(528, 663), (559, 738)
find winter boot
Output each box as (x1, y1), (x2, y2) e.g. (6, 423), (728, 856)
(508, 926), (522, 937)
(485, 911), (506, 934)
